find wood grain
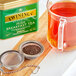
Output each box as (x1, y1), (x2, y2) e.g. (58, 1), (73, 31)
(2, 11), (52, 76)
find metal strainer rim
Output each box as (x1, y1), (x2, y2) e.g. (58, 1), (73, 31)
(0, 50), (24, 69)
(19, 40), (44, 57)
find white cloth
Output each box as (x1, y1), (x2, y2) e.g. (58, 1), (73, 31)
(62, 59), (76, 76)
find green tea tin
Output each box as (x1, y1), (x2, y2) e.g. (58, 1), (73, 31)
(0, 0), (39, 39)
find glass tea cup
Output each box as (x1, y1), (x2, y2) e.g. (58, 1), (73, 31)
(47, 0), (76, 51)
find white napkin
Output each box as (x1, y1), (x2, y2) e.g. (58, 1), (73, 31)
(62, 59), (76, 76)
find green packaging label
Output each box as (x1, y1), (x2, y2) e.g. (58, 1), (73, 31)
(0, 11), (2, 38)
(0, 2), (39, 39)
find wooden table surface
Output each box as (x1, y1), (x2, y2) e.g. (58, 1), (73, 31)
(2, 11), (52, 76)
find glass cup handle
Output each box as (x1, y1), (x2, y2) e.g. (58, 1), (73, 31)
(58, 18), (66, 51)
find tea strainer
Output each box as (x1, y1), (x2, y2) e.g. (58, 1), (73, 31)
(0, 50), (40, 75)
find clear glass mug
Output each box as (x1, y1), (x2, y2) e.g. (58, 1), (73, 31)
(47, 0), (76, 51)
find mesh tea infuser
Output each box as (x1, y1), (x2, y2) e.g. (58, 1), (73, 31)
(0, 51), (40, 75)
(19, 40), (44, 59)
(0, 40), (44, 75)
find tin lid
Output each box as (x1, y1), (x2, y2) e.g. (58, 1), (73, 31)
(0, 0), (39, 10)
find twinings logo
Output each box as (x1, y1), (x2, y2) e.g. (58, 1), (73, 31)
(5, 9), (36, 23)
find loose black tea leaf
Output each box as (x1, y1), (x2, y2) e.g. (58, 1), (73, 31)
(22, 45), (41, 55)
